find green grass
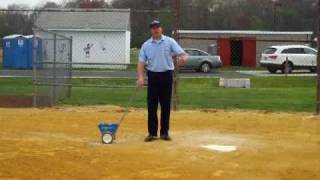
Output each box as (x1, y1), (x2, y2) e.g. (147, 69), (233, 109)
(177, 77), (316, 112)
(0, 77), (317, 112)
(0, 78), (33, 96)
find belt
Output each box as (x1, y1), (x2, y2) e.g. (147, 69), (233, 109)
(147, 70), (173, 74)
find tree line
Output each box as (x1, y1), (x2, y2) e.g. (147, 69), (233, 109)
(0, 0), (317, 47)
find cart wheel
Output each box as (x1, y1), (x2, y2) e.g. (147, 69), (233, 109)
(102, 133), (114, 144)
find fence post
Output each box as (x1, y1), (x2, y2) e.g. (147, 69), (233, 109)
(285, 56), (289, 78)
(67, 37), (73, 98)
(32, 35), (37, 107)
(172, 0), (180, 111)
(316, 0), (320, 114)
(51, 34), (57, 106)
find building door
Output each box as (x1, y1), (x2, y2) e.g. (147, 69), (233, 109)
(230, 40), (243, 66)
(242, 38), (257, 67)
(217, 38), (231, 66)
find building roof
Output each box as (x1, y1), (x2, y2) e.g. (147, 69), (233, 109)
(3, 34), (35, 39)
(178, 30), (313, 35)
(35, 8), (130, 31)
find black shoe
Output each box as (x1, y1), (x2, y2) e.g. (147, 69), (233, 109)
(160, 135), (172, 141)
(144, 135), (157, 142)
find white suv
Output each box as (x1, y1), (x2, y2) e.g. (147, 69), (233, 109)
(260, 45), (317, 73)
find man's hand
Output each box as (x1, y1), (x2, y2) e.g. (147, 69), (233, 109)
(137, 63), (145, 88)
(176, 59), (186, 66)
(137, 77), (145, 88)
(175, 53), (189, 67)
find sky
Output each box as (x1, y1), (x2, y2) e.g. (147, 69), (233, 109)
(0, 0), (62, 8)
(0, 0), (112, 8)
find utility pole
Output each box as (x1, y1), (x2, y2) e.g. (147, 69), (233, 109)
(316, 0), (320, 114)
(172, 0), (180, 111)
(272, 0), (281, 31)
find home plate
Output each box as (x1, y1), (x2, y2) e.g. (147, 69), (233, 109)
(202, 145), (237, 152)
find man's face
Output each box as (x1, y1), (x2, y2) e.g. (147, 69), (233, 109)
(150, 26), (163, 37)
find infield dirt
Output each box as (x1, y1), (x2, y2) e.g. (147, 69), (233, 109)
(0, 106), (319, 180)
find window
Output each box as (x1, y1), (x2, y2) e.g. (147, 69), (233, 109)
(263, 48), (277, 54)
(186, 50), (196, 56)
(185, 49), (208, 56)
(282, 48), (305, 54)
(304, 48), (317, 55)
(193, 50), (201, 56)
(186, 50), (199, 56)
(197, 50), (208, 56)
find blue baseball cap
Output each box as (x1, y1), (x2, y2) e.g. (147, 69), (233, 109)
(150, 20), (161, 28)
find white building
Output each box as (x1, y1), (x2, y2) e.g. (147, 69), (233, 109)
(34, 9), (131, 68)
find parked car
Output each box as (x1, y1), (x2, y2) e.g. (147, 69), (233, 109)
(182, 48), (223, 73)
(260, 45), (317, 74)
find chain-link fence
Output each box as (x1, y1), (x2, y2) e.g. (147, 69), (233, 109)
(0, 5), (177, 107)
(29, 8), (174, 107)
(32, 28), (72, 107)
(1, 1), (320, 113)
(174, 29), (319, 112)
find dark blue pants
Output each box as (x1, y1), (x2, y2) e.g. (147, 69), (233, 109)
(147, 70), (173, 136)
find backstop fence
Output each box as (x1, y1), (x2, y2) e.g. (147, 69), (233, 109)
(32, 28), (72, 107)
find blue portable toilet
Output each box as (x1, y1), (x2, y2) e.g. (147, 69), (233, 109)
(24, 35), (42, 69)
(2, 34), (20, 69)
(2, 34), (42, 69)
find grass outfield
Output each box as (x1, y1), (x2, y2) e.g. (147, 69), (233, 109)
(0, 76), (317, 112)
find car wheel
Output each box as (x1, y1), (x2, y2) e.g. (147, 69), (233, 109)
(267, 67), (277, 74)
(199, 63), (211, 73)
(281, 62), (293, 74)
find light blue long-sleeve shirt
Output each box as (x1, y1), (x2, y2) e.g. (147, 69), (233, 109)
(139, 35), (185, 72)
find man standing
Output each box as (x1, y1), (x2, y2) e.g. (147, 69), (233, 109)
(137, 20), (188, 142)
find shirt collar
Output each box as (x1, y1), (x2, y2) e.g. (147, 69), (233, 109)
(151, 35), (165, 43)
